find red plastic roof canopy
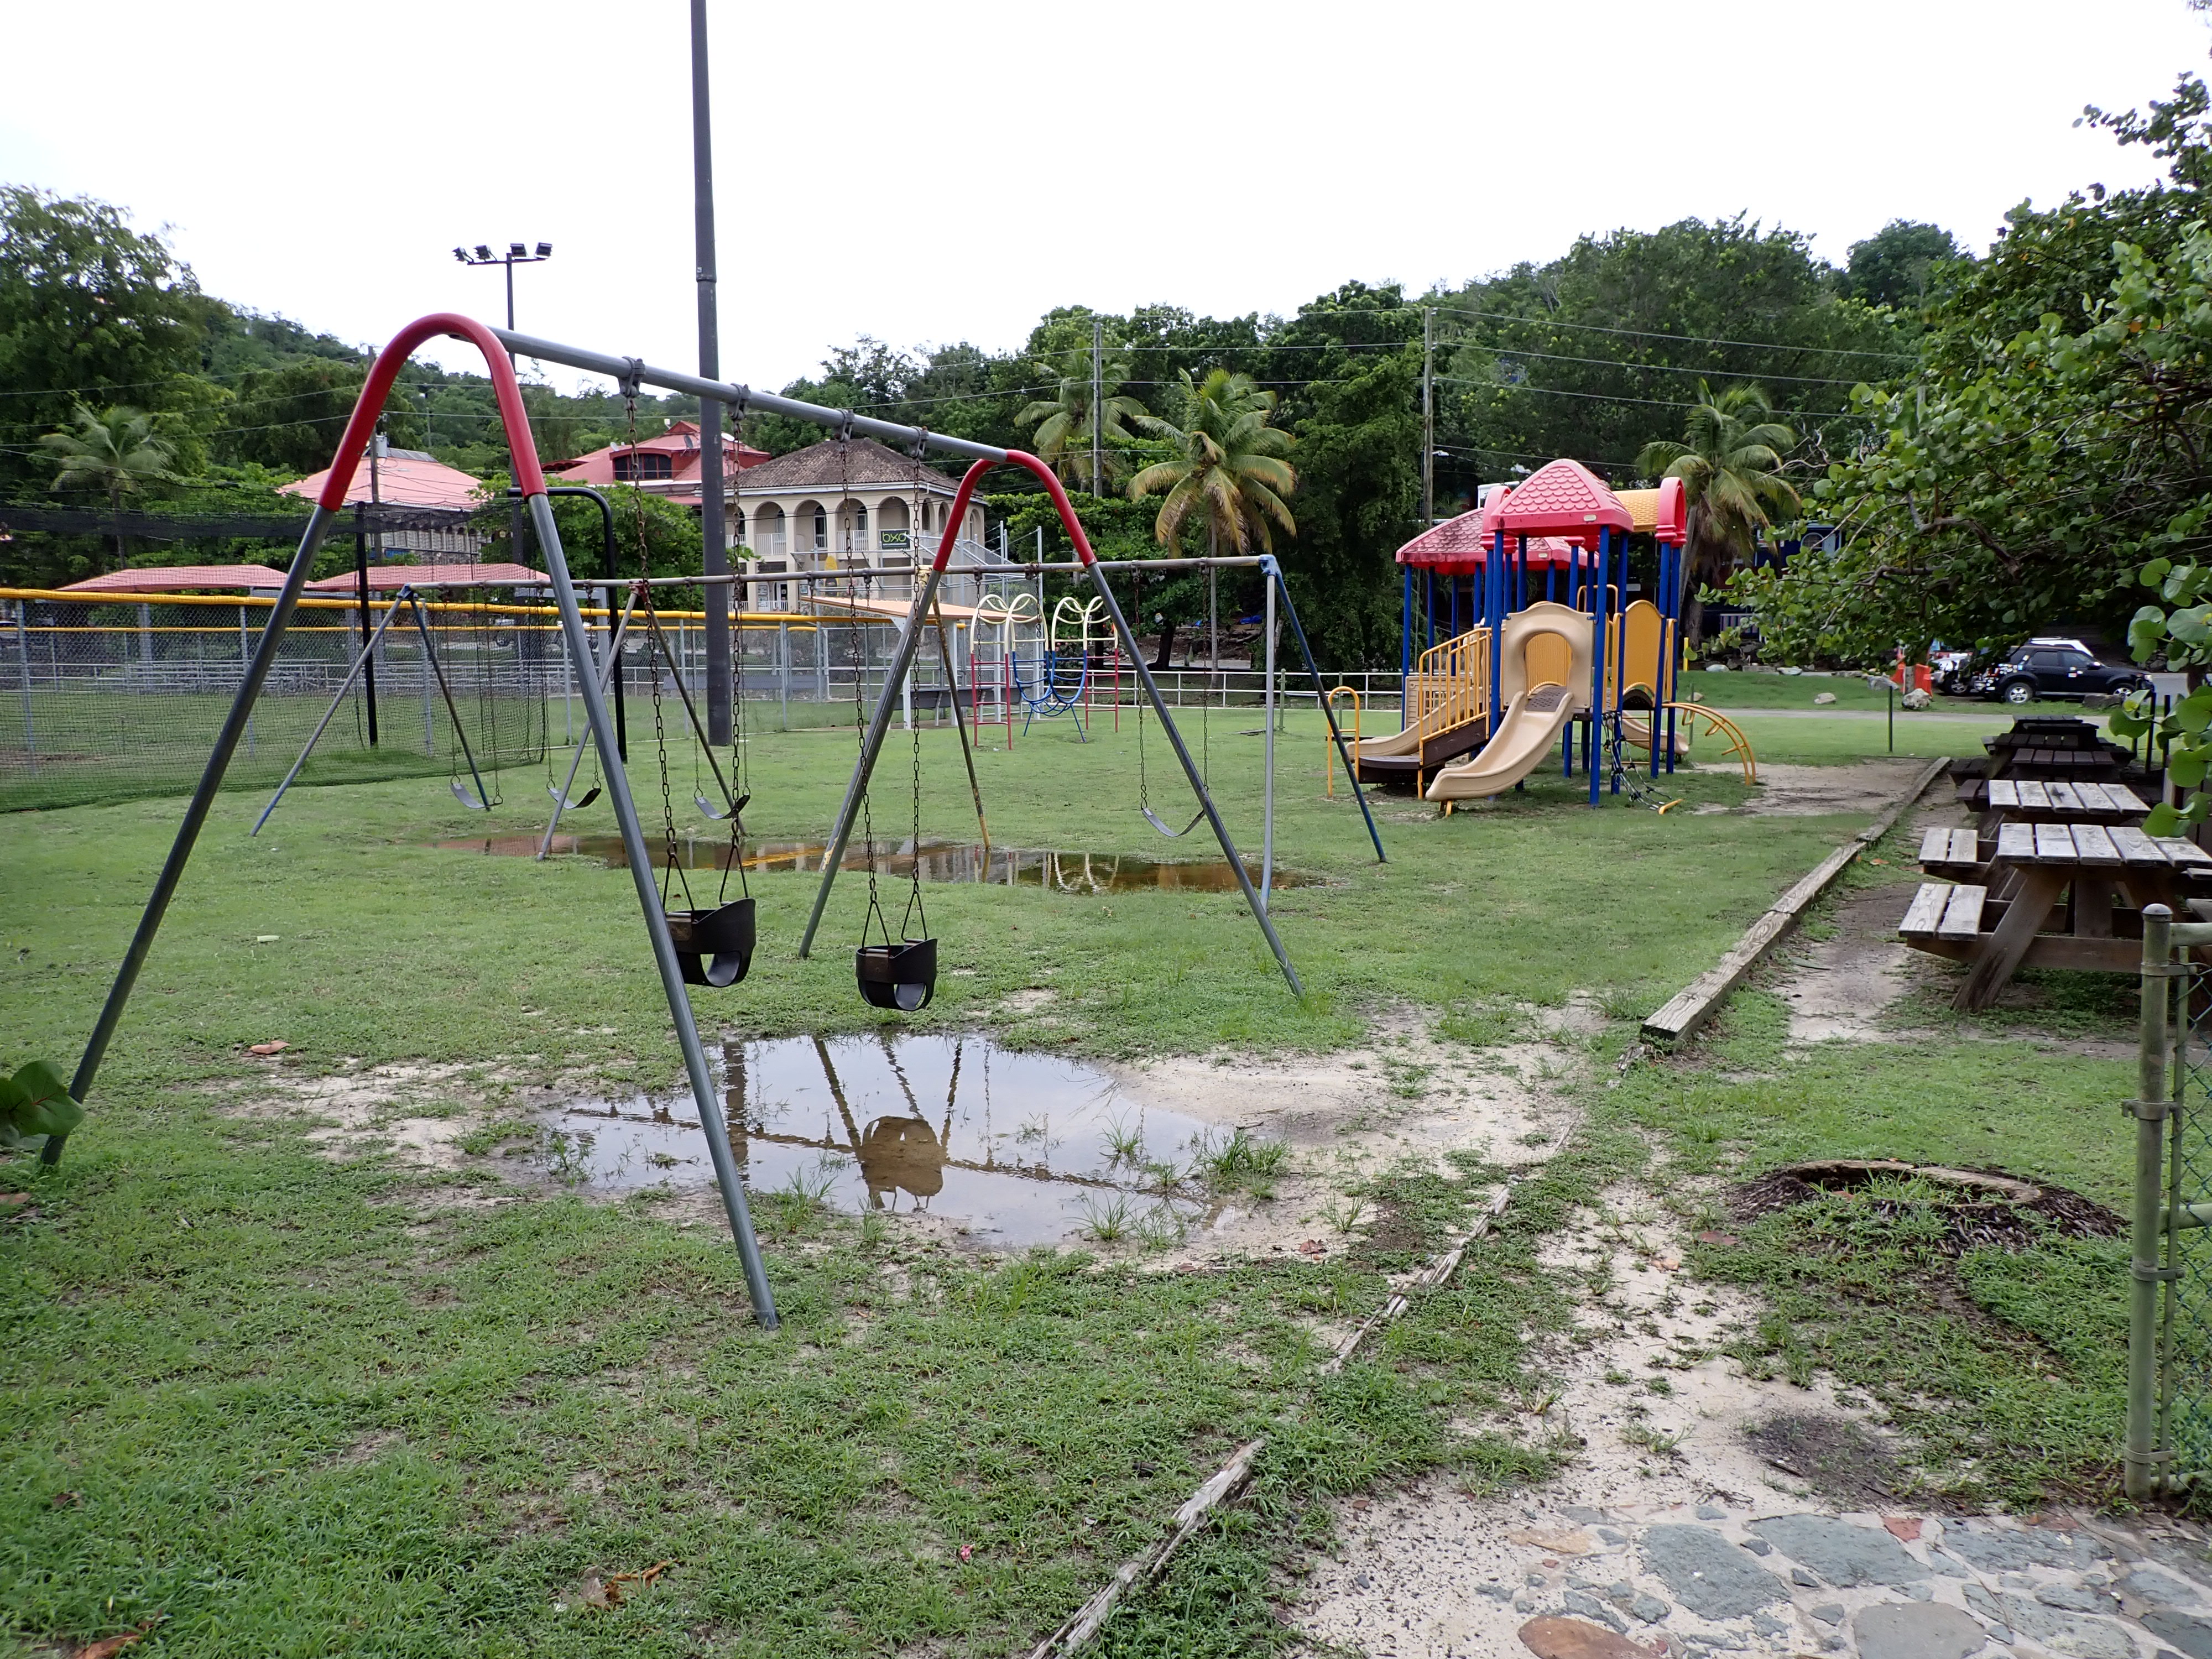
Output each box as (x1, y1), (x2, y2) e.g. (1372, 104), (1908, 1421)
(1654, 476), (1686, 546)
(1495, 458), (1631, 544)
(1394, 511), (1587, 570)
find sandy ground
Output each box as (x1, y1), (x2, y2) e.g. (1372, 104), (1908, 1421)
(1285, 758), (2212, 1659)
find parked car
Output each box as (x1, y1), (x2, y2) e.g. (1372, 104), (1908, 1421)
(1968, 638), (2152, 705)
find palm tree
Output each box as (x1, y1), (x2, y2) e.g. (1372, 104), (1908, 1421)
(1126, 368), (1297, 556)
(40, 404), (177, 573)
(1016, 348), (1148, 493)
(1636, 380), (1799, 647)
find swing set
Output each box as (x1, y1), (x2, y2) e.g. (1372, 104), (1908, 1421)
(50, 313), (1395, 1324)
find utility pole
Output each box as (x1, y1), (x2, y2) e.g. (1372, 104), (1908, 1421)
(1091, 316), (1104, 498)
(692, 0), (732, 745)
(1421, 307), (1435, 528)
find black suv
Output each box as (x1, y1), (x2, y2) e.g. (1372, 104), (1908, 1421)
(1970, 639), (2152, 705)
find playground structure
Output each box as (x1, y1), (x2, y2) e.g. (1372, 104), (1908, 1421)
(1363, 461), (1728, 805)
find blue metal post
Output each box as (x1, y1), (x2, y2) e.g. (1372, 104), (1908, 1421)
(1546, 562), (1556, 603)
(1663, 541), (1679, 774)
(1650, 541), (1667, 779)
(1516, 538), (1527, 612)
(1489, 529), (1505, 730)
(1589, 528), (1609, 806)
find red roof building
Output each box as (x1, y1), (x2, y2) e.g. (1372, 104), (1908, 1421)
(303, 562), (546, 593)
(59, 565), (293, 595)
(280, 446), (491, 560)
(281, 448), (487, 512)
(550, 421), (768, 505)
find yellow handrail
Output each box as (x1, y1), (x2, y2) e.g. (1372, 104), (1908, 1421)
(1402, 627), (1490, 737)
(1325, 685), (1363, 797)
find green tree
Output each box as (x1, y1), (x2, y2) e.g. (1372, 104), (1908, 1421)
(1015, 347), (1147, 492)
(1841, 220), (1964, 311)
(0, 187), (218, 500)
(1636, 381), (1800, 647)
(39, 404), (178, 573)
(1281, 350), (1420, 667)
(1441, 216), (1902, 487)
(1127, 368), (1297, 555)
(1735, 63), (2212, 668)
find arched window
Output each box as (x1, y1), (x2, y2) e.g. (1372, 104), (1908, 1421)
(812, 505), (828, 550)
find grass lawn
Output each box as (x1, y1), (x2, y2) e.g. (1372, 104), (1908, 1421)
(0, 701), (2152, 1651)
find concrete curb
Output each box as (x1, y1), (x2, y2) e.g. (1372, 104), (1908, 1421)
(1641, 755), (1950, 1045)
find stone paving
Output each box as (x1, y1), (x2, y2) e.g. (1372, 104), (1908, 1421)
(1298, 1499), (2212, 1659)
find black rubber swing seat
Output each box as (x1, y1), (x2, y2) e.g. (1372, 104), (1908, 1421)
(666, 898), (755, 988)
(856, 938), (937, 1012)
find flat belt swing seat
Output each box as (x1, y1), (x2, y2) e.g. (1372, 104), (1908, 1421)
(1902, 820), (2212, 1009)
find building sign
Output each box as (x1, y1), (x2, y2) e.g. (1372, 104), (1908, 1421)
(880, 530), (911, 550)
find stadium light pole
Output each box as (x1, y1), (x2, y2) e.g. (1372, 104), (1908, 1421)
(453, 242), (554, 360)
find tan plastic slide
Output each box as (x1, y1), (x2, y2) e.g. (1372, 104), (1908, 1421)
(1425, 602), (1593, 802)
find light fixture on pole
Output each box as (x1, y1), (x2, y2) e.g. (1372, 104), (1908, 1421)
(452, 241), (554, 333)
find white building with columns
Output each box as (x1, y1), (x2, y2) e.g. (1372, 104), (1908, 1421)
(732, 437), (1009, 608)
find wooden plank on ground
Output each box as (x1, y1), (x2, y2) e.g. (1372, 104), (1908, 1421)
(1987, 779), (2020, 809)
(1937, 885), (1988, 940)
(1645, 757), (1950, 1044)
(2034, 822), (2078, 862)
(1901, 883), (1953, 938)
(1998, 822), (2037, 862)
(2072, 823), (2123, 867)
(2112, 825), (2172, 866)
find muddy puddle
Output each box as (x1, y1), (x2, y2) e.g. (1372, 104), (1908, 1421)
(436, 833), (1313, 894)
(533, 1033), (1214, 1246)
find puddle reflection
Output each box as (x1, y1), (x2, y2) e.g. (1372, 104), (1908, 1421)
(436, 833), (1312, 894)
(535, 1032), (1215, 1246)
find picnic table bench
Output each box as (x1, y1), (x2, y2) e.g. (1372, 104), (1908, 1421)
(1903, 821), (2212, 1009)
(1978, 779), (2150, 835)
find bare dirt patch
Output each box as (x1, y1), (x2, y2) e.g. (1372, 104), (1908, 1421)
(1744, 758), (1929, 818)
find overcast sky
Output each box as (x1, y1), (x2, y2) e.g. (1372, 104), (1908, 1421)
(3, 1), (2209, 397)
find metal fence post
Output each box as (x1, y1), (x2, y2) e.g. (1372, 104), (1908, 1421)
(14, 602), (34, 774)
(2130, 904), (2177, 1500)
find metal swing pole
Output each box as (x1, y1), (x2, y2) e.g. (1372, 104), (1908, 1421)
(252, 583), (427, 836)
(1265, 556), (1386, 864)
(1262, 566), (1276, 911)
(524, 486), (779, 1328)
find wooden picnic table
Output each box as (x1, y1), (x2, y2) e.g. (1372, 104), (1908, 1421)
(1904, 820), (2212, 1009)
(1976, 779), (2150, 836)
(1984, 744), (2123, 782)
